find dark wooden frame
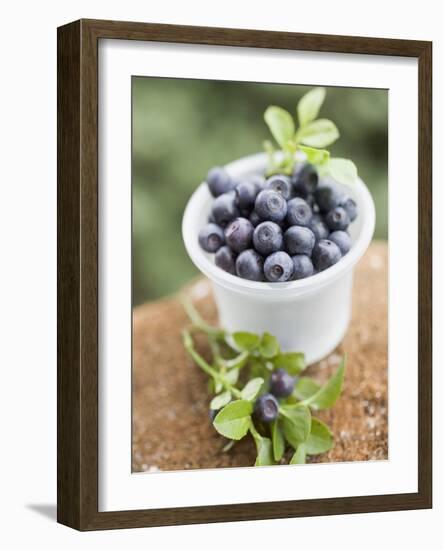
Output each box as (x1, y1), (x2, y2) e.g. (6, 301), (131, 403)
(57, 18), (432, 531)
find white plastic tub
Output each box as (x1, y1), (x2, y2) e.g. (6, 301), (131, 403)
(182, 152), (375, 364)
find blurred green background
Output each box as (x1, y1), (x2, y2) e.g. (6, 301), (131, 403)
(132, 78), (388, 305)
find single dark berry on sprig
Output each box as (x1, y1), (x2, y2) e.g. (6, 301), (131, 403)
(340, 196), (358, 222)
(225, 217), (254, 253)
(309, 213), (329, 241)
(253, 221), (283, 256)
(211, 191), (240, 226)
(329, 230), (352, 255)
(291, 254), (315, 280)
(270, 368), (296, 398)
(255, 189), (288, 223)
(314, 183), (343, 213)
(264, 251), (294, 282)
(325, 206), (350, 231)
(215, 246), (237, 275)
(235, 180), (260, 210)
(209, 408), (219, 421)
(236, 249), (264, 281)
(292, 163), (319, 197)
(312, 239), (342, 272)
(198, 223), (225, 253)
(206, 166), (235, 197)
(254, 393), (279, 423)
(265, 174), (293, 200)
(286, 197), (313, 227)
(284, 225), (315, 256)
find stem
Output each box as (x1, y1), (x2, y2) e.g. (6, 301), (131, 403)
(182, 330), (241, 398)
(180, 294), (225, 339)
(249, 420), (262, 443)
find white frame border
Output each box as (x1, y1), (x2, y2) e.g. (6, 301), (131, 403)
(98, 39), (418, 512)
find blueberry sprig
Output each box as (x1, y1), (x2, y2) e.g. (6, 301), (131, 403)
(264, 87), (358, 186)
(182, 298), (346, 466)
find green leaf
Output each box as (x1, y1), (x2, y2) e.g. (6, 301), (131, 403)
(224, 350), (249, 369)
(254, 437), (275, 466)
(292, 377), (320, 400)
(241, 377), (264, 401)
(297, 87), (326, 127)
(298, 119), (340, 148)
(281, 404), (312, 448)
(209, 391), (232, 410)
(225, 368), (239, 385)
(259, 332), (280, 358)
(305, 418), (333, 454)
(298, 145), (330, 166)
(302, 358), (345, 410)
(290, 443), (306, 464)
(272, 352), (305, 375)
(232, 332), (260, 352)
(213, 400), (252, 440)
(328, 158), (358, 186)
(271, 420), (285, 461)
(264, 106), (295, 149)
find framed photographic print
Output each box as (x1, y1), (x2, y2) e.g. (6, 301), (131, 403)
(57, 19), (432, 530)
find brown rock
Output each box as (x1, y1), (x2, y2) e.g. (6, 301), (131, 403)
(132, 241), (388, 471)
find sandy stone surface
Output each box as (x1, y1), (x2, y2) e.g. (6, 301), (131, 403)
(132, 241), (388, 472)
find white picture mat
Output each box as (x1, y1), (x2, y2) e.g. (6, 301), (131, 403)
(98, 39), (418, 512)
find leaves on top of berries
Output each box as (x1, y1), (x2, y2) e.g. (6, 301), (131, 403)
(297, 87), (326, 127)
(262, 86), (358, 186)
(264, 106), (295, 149)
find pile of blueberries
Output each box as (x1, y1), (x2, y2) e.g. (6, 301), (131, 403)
(198, 164), (358, 282)
(254, 367), (296, 423)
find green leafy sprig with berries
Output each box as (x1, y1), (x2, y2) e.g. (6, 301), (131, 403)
(181, 297), (345, 466)
(263, 87), (358, 186)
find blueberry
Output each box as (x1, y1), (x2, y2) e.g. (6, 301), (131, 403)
(198, 223), (225, 253)
(206, 166), (234, 197)
(309, 214), (329, 241)
(314, 183), (342, 213)
(270, 368), (296, 398)
(265, 174), (293, 200)
(291, 254), (315, 280)
(312, 239), (342, 272)
(249, 210), (261, 227)
(325, 206), (350, 231)
(264, 251), (294, 282)
(211, 191), (240, 226)
(329, 230), (352, 255)
(253, 221), (283, 256)
(284, 226), (315, 256)
(209, 408), (219, 421)
(292, 163), (319, 197)
(254, 393), (279, 423)
(215, 246), (236, 275)
(236, 249), (264, 281)
(225, 217), (254, 253)
(286, 197), (313, 227)
(340, 196), (358, 222)
(255, 189), (288, 223)
(248, 173), (266, 191)
(235, 180), (259, 210)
